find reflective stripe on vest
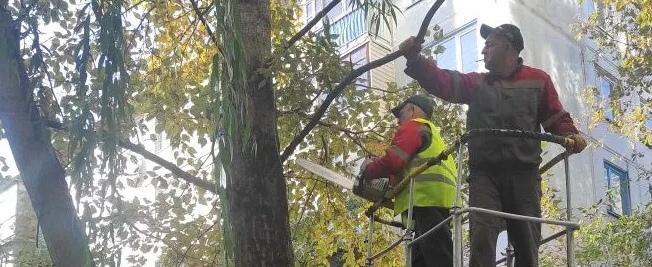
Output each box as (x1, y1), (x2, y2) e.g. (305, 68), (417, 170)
(393, 118), (458, 215)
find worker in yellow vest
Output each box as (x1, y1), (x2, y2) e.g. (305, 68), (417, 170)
(362, 95), (457, 266)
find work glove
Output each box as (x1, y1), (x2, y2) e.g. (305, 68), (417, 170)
(565, 133), (587, 154)
(399, 36), (423, 63)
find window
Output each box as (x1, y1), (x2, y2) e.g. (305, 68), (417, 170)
(327, 1), (342, 21)
(436, 39), (456, 70)
(304, 2), (314, 22)
(432, 26), (479, 72)
(604, 161), (631, 216)
(342, 45), (369, 90)
(460, 30), (479, 72)
(306, 0), (363, 40)
(315, 0), (325, 11)
(582, 0), (596, 18)
(598, 75), (614, 120)
(304, 0), (326, 23)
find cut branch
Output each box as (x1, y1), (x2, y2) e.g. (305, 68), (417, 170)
(279, 0), (445, 163)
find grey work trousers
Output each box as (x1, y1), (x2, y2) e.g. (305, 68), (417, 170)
(468, 168), (542, 267)
(411, 207), (453, 267)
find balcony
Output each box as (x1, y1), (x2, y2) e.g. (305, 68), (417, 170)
(327, 7), (366, 48)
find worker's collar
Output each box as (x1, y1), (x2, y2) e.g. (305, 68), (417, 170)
(487, 57), (523, 84)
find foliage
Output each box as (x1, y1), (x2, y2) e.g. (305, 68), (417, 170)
(573, 5), (652, 263)
(576, 203), (652, 266)
(575, 0), (652, 146)
(539, 171), (569, 267)
(537, 166), (652, 267)
(536, 151), (652, 267)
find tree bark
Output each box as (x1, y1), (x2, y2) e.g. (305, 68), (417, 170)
(0, 7), (93, 267)
(224, 0), (293, 265)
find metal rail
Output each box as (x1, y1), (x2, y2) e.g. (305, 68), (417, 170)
(496, 229), (569, 264)
(364, 129), (578, 266)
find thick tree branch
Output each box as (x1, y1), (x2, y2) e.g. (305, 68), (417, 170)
(45, 121), (219, 193)
(278, 51), (404, 161)
(279, 0), (445, 163)
(118, 140), (218, 193)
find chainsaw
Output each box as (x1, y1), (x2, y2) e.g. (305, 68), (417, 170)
(296, 158), (394, 209)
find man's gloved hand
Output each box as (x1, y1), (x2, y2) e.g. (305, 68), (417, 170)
(565, 133), (587, 154)
(399, 36), (423, 62)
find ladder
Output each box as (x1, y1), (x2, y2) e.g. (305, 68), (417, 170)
(364, 129), (580, 267)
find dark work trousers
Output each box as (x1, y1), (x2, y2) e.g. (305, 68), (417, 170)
(410, 207), (453, 267)
(468, 168), (542, 267)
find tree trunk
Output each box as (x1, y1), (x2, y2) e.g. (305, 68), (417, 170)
(224, 0), (293, 265)
(0, 7), (93, 267)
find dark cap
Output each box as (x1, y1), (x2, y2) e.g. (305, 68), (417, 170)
(480, 23), (524, 52)
(391, 95), (434, 118)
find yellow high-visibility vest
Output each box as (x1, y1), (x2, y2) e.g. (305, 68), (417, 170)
(394, 118), (458, 215)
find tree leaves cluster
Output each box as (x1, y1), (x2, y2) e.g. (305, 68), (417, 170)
(576, 203), (652, 266)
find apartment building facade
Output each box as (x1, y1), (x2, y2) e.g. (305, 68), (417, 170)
(302, 0), (396, 91)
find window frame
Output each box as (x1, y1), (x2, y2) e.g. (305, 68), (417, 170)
(603, 161), (631, 217)
(459, 29), (479, 73)
(304, 1), (315, 22)
(428, 22), (480, 73)
(304, 0), (359, 24)
(341, 44), (370, 90)
(598, 74), (615, 121)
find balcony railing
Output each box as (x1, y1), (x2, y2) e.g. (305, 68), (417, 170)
(328, 7), (366, 48)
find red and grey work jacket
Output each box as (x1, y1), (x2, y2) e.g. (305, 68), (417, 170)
(404, 56), (580, 169)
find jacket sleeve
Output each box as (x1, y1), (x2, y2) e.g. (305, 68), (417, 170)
(404, 55), (484, 104)
(538, 74), (580, 136)
(363, 121), (427, 181)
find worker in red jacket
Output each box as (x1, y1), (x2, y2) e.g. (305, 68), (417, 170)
(399, 24), (587, 266)
(363, 95), (457, 266)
